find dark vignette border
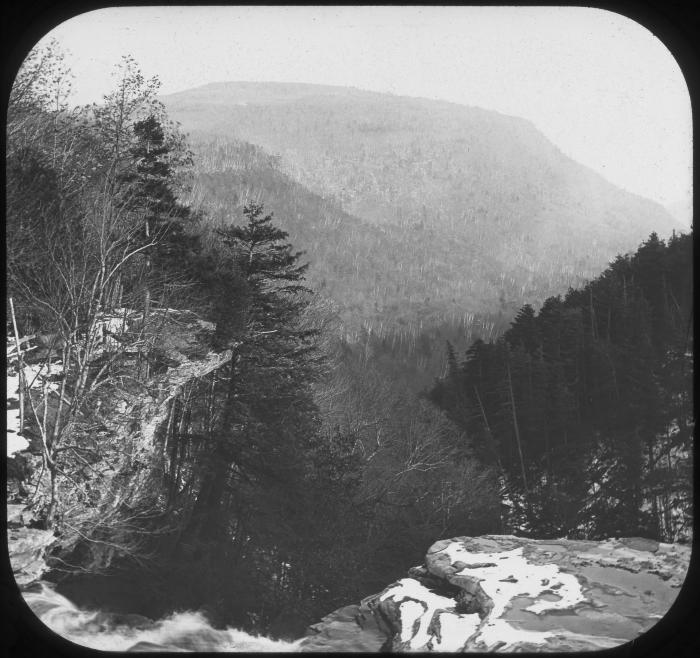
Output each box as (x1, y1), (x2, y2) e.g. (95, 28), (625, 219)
(2, 1), (697, 657)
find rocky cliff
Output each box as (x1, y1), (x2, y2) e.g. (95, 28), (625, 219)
(301, 535), (690, 652)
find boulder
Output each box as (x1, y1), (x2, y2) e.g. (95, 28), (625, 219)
(300, 535), (690, 652)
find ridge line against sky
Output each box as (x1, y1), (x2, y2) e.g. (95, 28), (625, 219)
(29, 5), (692, 224)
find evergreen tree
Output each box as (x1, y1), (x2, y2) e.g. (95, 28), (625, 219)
(164, 202), (369, 630)
(505, 303), (539, 354)
(429, 231), (693, 540)
(122, 115), (198, 275)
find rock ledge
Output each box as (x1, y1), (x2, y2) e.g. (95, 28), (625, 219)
(301, 535), (690, 652)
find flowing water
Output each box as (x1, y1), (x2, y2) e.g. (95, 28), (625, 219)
(23, 583), (304, 652)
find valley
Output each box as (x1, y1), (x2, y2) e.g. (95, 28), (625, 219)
(163, 82), (682, 382)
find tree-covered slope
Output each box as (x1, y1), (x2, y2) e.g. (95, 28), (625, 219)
(184, 139), (554, 340)
(164, 82), (682, 375)
(429, 231), (693, 541)
(164, 81), (680, 283)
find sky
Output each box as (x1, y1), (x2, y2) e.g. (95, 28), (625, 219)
(29, 6), (692, 224)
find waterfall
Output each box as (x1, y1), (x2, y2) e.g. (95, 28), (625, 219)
(23, 583), (303, 652)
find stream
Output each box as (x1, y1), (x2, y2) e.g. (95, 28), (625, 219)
(22, 583), (303, 652)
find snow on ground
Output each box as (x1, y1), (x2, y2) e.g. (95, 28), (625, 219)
(397, 599), (425, 644)
(436, 543), (586, 650)
(379, 577), (480, 650)
(7, 370), (29, 456)
(7, 434), (29, 457)
(6, 341), (63, 456)
(440, 545), (584, 617)
(431, 612), (482, 651)
(377, 543), (585, 652)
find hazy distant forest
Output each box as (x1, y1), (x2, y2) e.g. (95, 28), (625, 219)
(6, 44), (693, 635)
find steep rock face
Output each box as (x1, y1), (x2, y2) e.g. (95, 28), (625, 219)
(5, 312), (233, 573)
(301, 535), (690, 652)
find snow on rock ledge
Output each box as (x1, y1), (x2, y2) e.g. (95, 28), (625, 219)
(301, 535), (690, 652)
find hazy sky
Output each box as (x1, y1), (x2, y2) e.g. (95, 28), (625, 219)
(32, 6), (691, 221)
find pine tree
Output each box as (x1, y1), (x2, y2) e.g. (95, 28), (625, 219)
(169, 202), (372, 628)
(124, 115), (196, 270)
(505, 303), (539, 354)
(185, 205), (315, 547)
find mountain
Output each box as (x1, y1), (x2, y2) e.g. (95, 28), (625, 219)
(182, 139), (511, 340)
(163, 82), (681, 373)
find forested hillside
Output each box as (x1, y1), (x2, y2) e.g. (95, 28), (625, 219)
(164, 82), (681, 316)
(163, 82), (683, 384)
(7, 47), (501, 636)
(183, 138), (525, 388)
(429, 232), (693, 542)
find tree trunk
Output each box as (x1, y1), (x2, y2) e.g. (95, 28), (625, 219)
(9, 298), (25, 434)
(506, 359), (528, 494)
(473, 385), (503, 472)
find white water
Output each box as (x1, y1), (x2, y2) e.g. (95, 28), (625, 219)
(23, 583), (303, 652)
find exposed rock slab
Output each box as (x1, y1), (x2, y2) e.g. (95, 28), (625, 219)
(302, 601), (390, 652)
(301, 535), (690, 652)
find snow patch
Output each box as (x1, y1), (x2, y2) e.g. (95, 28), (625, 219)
(380, 578), (457, 649)
(437, 543), (585, 649)
(398, 600), (425, 643)
(478, 618), (554, 649)
(431, 612), (481, 651)
(6, 334), (65, 456)
(6, 370), (27, 456)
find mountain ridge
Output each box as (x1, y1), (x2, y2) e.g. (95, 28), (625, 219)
(165, 80), (539, 123)
(163, 81), (678, 238)
(163, 81), (682, 378)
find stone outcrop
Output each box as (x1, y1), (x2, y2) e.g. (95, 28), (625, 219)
(5, 313), (234, 575)
(301, 535), (690, 652)
(301, 601), (392, 652)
